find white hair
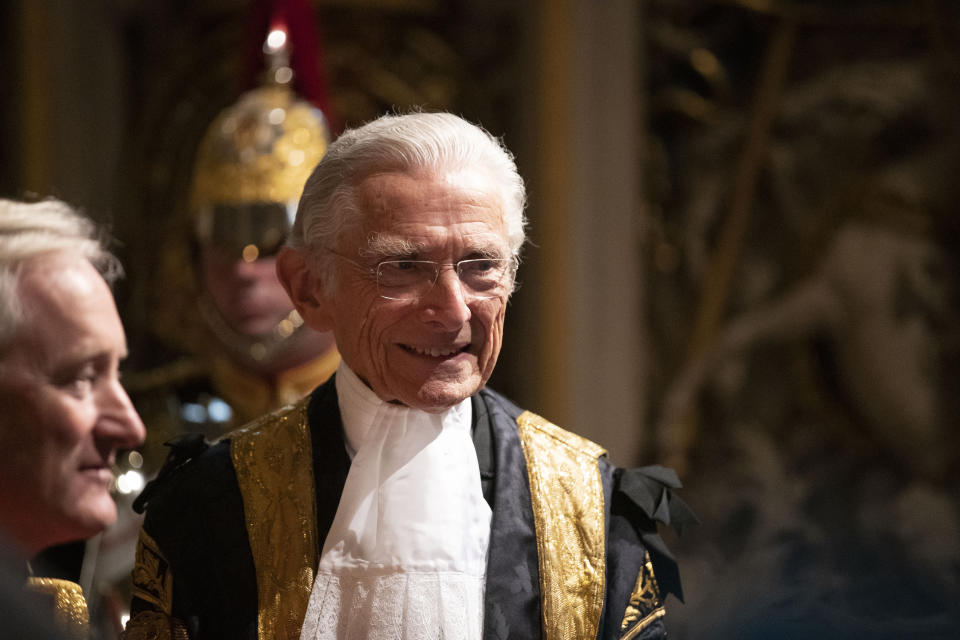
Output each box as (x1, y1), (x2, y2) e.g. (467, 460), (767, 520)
(0, 198), (122, 351)
(288, 112), (527, 284)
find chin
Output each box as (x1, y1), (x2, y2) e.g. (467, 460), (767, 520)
(66, 495), (118, 539)
(412, 381), (479, 412)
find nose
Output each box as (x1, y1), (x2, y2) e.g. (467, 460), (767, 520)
(94, 377), (146, 451)
(420, 266), (472, 329)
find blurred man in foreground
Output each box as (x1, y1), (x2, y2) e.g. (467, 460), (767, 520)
(0, 198), (146, 638)
(126, 112), (692, 639)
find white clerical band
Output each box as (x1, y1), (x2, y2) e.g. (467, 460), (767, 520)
(299, 363), (491, 640)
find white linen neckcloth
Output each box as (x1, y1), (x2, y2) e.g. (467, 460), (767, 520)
(299, 362), (492, 640)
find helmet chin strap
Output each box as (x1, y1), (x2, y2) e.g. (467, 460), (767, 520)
(198, 292), (305, 366)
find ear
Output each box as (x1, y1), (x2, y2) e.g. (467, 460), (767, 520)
(276, 247), (335, 332)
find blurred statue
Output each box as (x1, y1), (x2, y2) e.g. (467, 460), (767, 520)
(645, 43), (960, 636)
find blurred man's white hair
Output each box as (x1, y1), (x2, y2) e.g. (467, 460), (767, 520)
(0, 198), (122, 352)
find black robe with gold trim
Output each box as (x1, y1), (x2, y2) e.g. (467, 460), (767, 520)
(126, 378), (685, 640)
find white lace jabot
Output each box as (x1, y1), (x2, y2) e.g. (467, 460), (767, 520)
(299, 362), (491, 640)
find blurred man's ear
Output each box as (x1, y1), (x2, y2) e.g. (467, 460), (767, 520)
(276, 247), (334, 332)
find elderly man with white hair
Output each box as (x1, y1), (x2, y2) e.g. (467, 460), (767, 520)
(126, 112), (691, 640)
(0, 198), (146, 638)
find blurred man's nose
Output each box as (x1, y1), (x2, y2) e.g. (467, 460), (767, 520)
(95, 378), (146, 450)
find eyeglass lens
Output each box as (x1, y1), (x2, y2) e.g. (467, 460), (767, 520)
(376, 259), (512, 300)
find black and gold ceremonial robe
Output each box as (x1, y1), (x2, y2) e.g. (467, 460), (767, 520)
(125, 378), (687, 640)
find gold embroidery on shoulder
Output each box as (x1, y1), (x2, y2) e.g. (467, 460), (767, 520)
(231, 398), (317, 640)
(131, 528), (174, 615)
(517, 410), (606, 640)
(25, 577), (90, 640)
(523, 414), (607, 459)
(619, 551), (665, 639)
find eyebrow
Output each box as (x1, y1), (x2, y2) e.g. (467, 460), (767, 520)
(360, 233), (509, 262)
(360, 233), (425, 260)
(470, 246), (506, 259)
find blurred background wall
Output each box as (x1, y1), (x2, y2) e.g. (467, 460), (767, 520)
(2, 0), (958, 636)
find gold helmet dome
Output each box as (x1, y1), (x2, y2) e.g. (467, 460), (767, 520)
(190, 84), (330, 258)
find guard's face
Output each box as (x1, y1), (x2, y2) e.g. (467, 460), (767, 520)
(320, 171), (510, 412)
(0, 254), (145, 552)
(201, 249), (296, 337)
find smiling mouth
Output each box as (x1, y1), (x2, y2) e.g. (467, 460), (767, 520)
(79, 466), (114, 484)
(401, 344), (470, 358)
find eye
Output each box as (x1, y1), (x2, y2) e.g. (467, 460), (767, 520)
(470, 259), (497, 273)
(57, 366), (98, 398)
(460, 258), (505, 276)
(377, 260), (431, 289)
(53, 356), (117, 399)
(378, 260), (420, 277)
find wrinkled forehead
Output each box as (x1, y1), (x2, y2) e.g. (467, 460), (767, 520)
(348, 170), (509, 253)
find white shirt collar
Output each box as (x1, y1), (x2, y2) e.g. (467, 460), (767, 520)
(334, 360), (472, 459)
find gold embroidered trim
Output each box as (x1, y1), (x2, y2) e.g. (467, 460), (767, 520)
(25, 577), (89, 640)
(123, 611), (191, 640)
(619, 551), (663, 636)
(131, 528), (174, 615)
(123, 611), (172, 640)
(231, 398), (317, 640)
(517, 410), (607, 640)
(620, 607), (666, 640)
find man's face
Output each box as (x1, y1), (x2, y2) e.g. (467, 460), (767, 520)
(201, 249), (296, 336)
(0, 253), (145, 552)
(322, 171), (511, 412)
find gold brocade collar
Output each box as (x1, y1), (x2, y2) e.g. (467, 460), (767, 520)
(517, 411), (607, 640)
(211, 348), (340, 425)
(230, 399), (317, 640)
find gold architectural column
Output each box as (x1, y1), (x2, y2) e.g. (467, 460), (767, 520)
(10, 1), (125, 216)
(533, 0), (578, 428)
(528, 1), (644, 463)
(17, 0), (52, 194)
